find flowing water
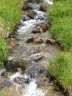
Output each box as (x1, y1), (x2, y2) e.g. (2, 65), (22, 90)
(0, 0), (64, 96)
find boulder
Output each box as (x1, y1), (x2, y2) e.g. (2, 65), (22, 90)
(26, 10), (37, 19)
(37, 23), (49, 32)
(32, 26), (43, 34)
(22, 2), (33, 10)
(40, 3), (47, 12)
(4, 59), (26, 72)
(33, 36), (43, 44)
(32, 23), (49, 34)
(23, 15), (30, 21)
(26, 36), (43, 44)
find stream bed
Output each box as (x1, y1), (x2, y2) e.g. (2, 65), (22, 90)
(0, 0), (64, 96)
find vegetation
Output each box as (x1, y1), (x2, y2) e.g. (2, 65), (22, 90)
(0, 37), (8, 67)
(0, 93), (6, 96)
(48, 0), (72, 92)
(0, 0), (24, 67)
(49, 51), (72, 88)
(0, 0), (24, 32)
(48, 0), (72, 50)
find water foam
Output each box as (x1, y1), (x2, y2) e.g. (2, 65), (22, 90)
(23, 79), (46, 96)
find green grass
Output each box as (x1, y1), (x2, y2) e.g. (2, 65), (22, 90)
(0, 0), (25, 67)
(0, 93), (7, 96)
(0, 0), (24, 32)
(48, 0), (72, 50)
(48, 0), (72, 92)
(49, 51), (72, 88)
(0, 37), (8, 67)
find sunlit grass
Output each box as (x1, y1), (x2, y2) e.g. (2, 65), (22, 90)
(0, 0), (24, 32)
(49, 51), (72, 88)
(0, 0), (24, 67)
(48, 0), (72, 90)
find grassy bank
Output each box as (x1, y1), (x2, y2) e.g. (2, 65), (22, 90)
(48, 0), (72, 94)
(0, 0), (25, 67)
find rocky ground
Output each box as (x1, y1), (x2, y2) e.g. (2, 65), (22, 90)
(0, 0), (64, 96)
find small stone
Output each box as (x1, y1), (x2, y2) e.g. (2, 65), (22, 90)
(0, 69), (6, 76)
(46, 39), (55, 45)
(23, 15), (30, 21)
(25, 78), (30, 84)
(30, 52), (43, 61)
(26, 37), (34, 43)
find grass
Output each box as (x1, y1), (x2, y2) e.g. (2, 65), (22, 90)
(48, 0), (72, 93)
(0, 93), (6, 96)
(0, 0), (24, 32)
(48, 0), (72, 50)
(49, 51), (72, 88)
(0, 37), (8, 68)
(0, 0), (25, 67)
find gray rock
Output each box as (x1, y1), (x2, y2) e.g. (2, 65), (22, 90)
(0, 69), (6, 76)
(30, 52), (43, 61)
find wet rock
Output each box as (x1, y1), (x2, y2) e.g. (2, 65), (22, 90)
(4, 59), (26, 72)
(0, 69), (6, 76)
(32, 23), (49, 34)
(30, 52), (43, 61)
(37, 23), (49, 32)
(46, 39), (56, 45)
(22, 2), (33, 10)
(27, 0), (41, 3)
(14, 77), (25, 84)
(0, 81), (11, 88)
(26, 36), (43, 44)
(34, 36), (43, 44)
(27, 47), (41, 56)
(37, 75), (49, 88)
(25, 78), (30, 84)
(7, 37), (17, 49)
(25, 65), (48, 78)
(23, 15), (30, 21)
(26, 37), (34, 43)
(40, 3), (47, 12)
(32, 26), (43, 34)
(26, 10), (37, 19)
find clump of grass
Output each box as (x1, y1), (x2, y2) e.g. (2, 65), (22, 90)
(0, 37), (8, 67)
(0, 0), (25, 68)
(48, 0), (72, 92)
(48, 0), (72, 50)
(49, 51), (72, 88)
(0, 0), (24, 32)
